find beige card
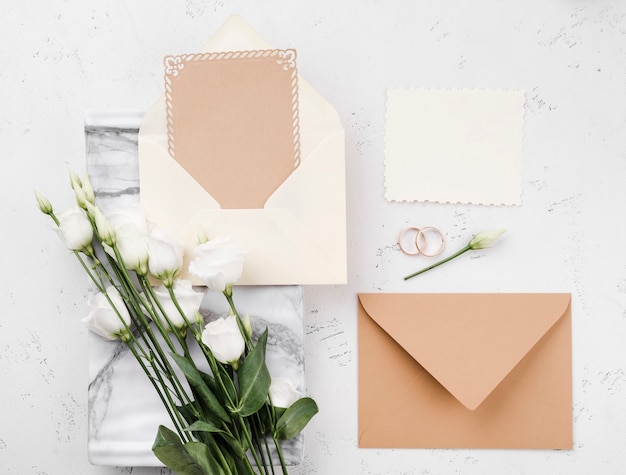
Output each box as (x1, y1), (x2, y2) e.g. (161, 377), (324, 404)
(165, 50), (300, 209)
(384, 89), (524, 205)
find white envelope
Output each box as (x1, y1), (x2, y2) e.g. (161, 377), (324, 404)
(138, 15), (347, 285)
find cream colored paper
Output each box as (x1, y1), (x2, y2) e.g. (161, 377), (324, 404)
(384, 89), (524, 205)
(138, 15), (347, 285)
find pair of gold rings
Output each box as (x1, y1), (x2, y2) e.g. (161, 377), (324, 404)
(398, 226), (445, 257)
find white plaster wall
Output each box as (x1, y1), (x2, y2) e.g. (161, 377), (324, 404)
(2, 1), (626, 473)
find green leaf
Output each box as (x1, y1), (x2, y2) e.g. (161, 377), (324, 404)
(196, 372), (230, 425)
(236, 329), (271, 417)
(275, 397), (319, 440)
(171, 353), (231, 423)
(185, 421), (246, 460)
(185, 420), (224, 433)
(151, 425), (205, 475)
(214, 445), (238, 475)
(233, 454), (251, 474)
(217, 364), (238, 403)
(184, 441), (226, 475)
(273, 406), (286, 423)
(177, 402), (200, 426)
(200, 371), (218, 394)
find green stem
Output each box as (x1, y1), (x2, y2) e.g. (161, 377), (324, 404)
(47, 212), (190, 441)
(272, 435), (289, 475)
(240, 455), (257, 475)
(67, 247), (186, 440)
(240, 418), (267, 475)
(74, 252), (104, 291)
(261, 431), (275, 475)
(49, 212), (60, 226)
(202, 335), (240, 413)
(127, 344), (188, 442)
(72, 252), (154, 363)
(104, 285), (194, 431)
(105, 252), (195, 412)
(224, 290), (252, 352)
(224, 289), (289, 474)
(404, 244), (471, 281)
(166, 285), (242, 418)
(210, 440), (235, 475)
(251, 421), (270, 475)
(141, 278), (193, 360)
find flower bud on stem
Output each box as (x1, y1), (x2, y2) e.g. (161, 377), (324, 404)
(404, 229), (505, 281)
(34, 191), (54, 216)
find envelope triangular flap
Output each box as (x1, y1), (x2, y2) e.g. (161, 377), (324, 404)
(358, 293), (571, 411)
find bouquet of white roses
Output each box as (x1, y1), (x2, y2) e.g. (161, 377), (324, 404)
(36, 171), (317, 475)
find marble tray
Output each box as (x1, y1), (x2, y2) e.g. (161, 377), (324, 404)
(84, 110), (305, 466)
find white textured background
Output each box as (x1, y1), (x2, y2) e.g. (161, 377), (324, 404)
(2, 1), (626, 473)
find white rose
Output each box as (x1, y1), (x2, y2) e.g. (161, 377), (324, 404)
(201, 315), (245, 367)
(153, 280), (204, 331)
(147, 228), (184, 285)
(269, 376), (302, 409)
(105, 206), (149, 274)
(82, 286), (131, 341)
(189, 236), (246, 291)
(56, 207), (93, 253)
(105, 205), (148, 233)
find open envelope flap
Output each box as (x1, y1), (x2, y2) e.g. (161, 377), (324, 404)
(358, 293), (571, 410)
(137, 15), (347, 285)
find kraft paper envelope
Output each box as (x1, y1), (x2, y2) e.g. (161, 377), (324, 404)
(138, 15), (346, 285)
(358, 293), (572, 449)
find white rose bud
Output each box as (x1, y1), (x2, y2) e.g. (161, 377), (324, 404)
(69, 168), (82, 190)
(82, 286), (131, 341)
(56, 207), (94, 254)
(105, 206), (149, 275)
(34, 191), (53, 215)
(153, 280), (204, 331)
(468, 229), (506, 250)
(196, 227), (209, 245)
(269, 377), (302, 409)
(189, 236), (247, 291)
(242, 313), (253, 340)
(147, 228), (184, 285)
(73, 185), (88, 209)
(81, 174), (96, 206)
(201, 315), (245, 368)
(194, 310), (204, 326)
(69, 169), (89, 210)
(86, 202), (116, 246)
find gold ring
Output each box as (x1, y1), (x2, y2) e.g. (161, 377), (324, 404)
(415, 226), (445, 257)
(398, 227), (422, 255)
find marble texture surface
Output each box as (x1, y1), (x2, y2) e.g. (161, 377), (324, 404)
(85, 111), (304, 466)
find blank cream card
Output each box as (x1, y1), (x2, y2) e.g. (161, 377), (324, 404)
(384, 89), (524, 205)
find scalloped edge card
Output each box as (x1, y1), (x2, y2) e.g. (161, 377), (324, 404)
(384, 89), (524, 205)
